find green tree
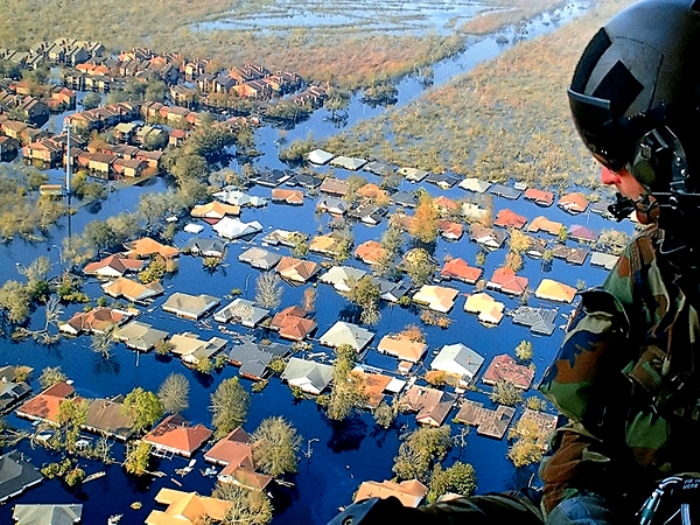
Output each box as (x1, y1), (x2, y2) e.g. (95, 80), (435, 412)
(122, 387), (164, 434)
(39, 366), (68, 390)
(124, 440), (152, 476)
(213, 483), (274, 525)
(255, 272), (283, 310)
(507, 417), (546, 468)
(0, 280), (31, 324)
(515, 340), (533, 363)
(251, 416), (302, 477)
(158, 373), (190, 415)
(403, 248), (437, 286)
(210, 377), (250, 439)
(53, 398), (89, 454)
(345, 275), (381, 326)
(81, 92), (101, 110)
(393, 426), (452, 481)
(326, 344), (367, 421)
(427, 462), (477, 503)
(373, 401), (394, 429)
(489, 379), (523, 406)
(557, 224), (568, 244)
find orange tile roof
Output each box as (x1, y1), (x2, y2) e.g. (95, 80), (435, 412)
(355, 479), (428, 508)
(190, 201), (240, 219)
(147, 488), (231, 525)
(494, 209), (528, 229)
(482, 354), (535, 390)
(534, 278), (577, 303)
(124, 237), (179, 259)
(204, 427), (254, 468)
(488, 267), (529, 296)
(355, 240), (386, 265)
(352, 369), (393, 407)
(144, 414), (213, 457)
(526, 216), (562, 236)
(16, 382), (75, 423)
(440, 258), (482, 283)
(377, 334), (427, 363)
(276, 257), (320, 282)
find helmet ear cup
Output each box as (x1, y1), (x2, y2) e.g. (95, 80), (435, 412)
(629, 128), (673, 190)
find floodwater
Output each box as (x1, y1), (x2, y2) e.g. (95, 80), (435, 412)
(0, 1), (627, 524)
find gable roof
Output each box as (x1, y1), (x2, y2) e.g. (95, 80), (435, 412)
(102, 277), (164, 303)
(190, 201), (240, 220)
(458, 178), (492, 193)
(123, 237), (179, 259)
(0, 451), (43, 504)
(238, 247), (282, 270)
(204, 427), (253, 467)
(275, 256), (321, 283)
(487, 267), (529, 296)
(412, 285), (459, 313)
(440, 258), (482, 284)
(524, 187), (554, 206)
(319, 321), (374, 352)
(307, 148), (335, 165)
(534, 278), (577, 303)
(146, 488), (231, 525)
(355, 479), (428, 508)
(117, 320), (169, 351)
(526, 216), (563, 236)
(281, 357), (333, 395)
(83, 254), (145, 277)
(319, 265), (367, 292)
(16, 382), (75, 424)
(400, 385), (457, 427)
(144, 414), (213, 458)
(482, 354), (535, 390)
(377, 334), (427, 363)
(12, 504), (82, 525)
(329, 155), (367, 170)
(558, 192), (589, 213)
(162, 292), (220, 320)
(212, 217), (263, 240)
(213, 298), (269, 327)
(354, 240), (386, 266)
(494, 209), (528, 229)
(463, 292), (505, 324)
(431, 343), (484, 381)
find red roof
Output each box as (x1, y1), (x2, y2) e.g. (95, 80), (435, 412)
(482, 354), (535, 390)
(524, 188), (554, 206)
(144, 414), (212, 457)
(488, 267), (529, 296)
(16, 382), (75, 423)
(440, 258), (482, 284)
(494, 209), (527, 229)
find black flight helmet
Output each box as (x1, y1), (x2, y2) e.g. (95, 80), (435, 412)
(568, 0), (700, 199)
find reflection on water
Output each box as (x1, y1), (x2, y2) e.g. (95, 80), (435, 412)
(192, 0), (496, 36)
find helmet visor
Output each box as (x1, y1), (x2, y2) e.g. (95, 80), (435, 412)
(568, 88), (634, 171)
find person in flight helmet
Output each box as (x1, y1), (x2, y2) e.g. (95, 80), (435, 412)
(539, 0), (700, 523)
(329, 1), (700, 523)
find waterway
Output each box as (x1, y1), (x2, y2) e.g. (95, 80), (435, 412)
(0, 1), (630, 524)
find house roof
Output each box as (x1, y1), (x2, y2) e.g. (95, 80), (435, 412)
(440, 258), (482, 284)
(190, 201), (240, 220)
(568, 224), (598, 243)
(307, 148), (334, 165)
(490, 184), (522, 200)
(400, 385), (457, 427)
(398, 167), (429, 182)
(590, 251), (619, 270)
(487, 267), (529, 296)
(204, 427), (253, 468)
(16, 382), (75, 424)
(526, 216), (563, 236)
(182, 238), (226, 257)
(319, 177), (349, 196)
(275, 257), (320, 282)
(144, 414), (213, 457)
(511, 306), (558, 336)
(524, 187), (554, 206)
(412, 285), (459, 313)
(146, 488), (231, 525)
(354, 240), (386, 266)
(438, 219), (464, 240)
(238, 247), (282, 270)
(162, 293), (220, 320)
(329, 155), (367, 170)
(123, 237), (179, 259)
(534, 278), (577, 303)
(355, 479), (428, 508)
(0, 451), (43, 504)
(117, 320), (168, 351)
(463, 292), (505, 324)
(377, 334), (427, 363)
(319, 266), (367, 292)
(482, 354), (535, 390)
(271, 188), (304, 205)
(455, 401), (515, 439)
(319, 321), (374, 352)
(228, 341), (289, 379)
(60, 306), (131, 335)
(431, 343), (484, 380)
(558, 192), (589, 213)
(12, 503), (82, 525)
(281, 357), (333, 395)
(102, 277), (164, 303)
(269, 307), (317, 341)
(469, 224), (507, 249)
(213, 299), (269, 327)
(212, 217), (263, 240)
(494, 209), (528, 229)
(83, 254), (145, 277)
(84, 396), (135, 440)
(351, 368), (394, 407)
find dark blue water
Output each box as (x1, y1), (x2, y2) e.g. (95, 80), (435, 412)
(0, 1), (620, 523)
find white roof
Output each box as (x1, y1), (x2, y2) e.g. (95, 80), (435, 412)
(212, 217), (263, 240)
(307, 149), (335, 165)
(459, 178), (491, 193)
(184, 223), (204, 234)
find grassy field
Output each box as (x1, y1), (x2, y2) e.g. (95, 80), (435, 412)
(320, 0), (636, 192)
(0, 0), (566, 87)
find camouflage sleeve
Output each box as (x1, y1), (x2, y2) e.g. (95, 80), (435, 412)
(539, 288), (631, 427)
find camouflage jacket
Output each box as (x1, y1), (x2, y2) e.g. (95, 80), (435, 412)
(539, 225), (700, 515)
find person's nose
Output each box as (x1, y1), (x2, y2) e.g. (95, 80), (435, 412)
(601, 167), (620, 185)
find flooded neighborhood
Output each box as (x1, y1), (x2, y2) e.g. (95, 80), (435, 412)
(0, 1), (638, 524)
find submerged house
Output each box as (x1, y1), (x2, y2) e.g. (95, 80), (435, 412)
(144, 414), (213, 458)
(319, 321), (374, 353)
(203, 427), (272, 490)
(83, 254), (145, 278)
(228, 341), (290, 381)
(102, 277), (164, 304)
(400, 385), (458, 427)
(213, 298), (269, 328)
(162, 292), (220, 321)
(82, 396), (136, 441)
(430, 343), (485, 386)
(117, 320), (168, 352)
(482, 354), (535, 390)
(145, 488), (231, 525)
(0, 451), (43, 504)
(281, 357), (333, 395)
(269, 306), (317, 341)
(169, 333), (228, 367)
(354, 479), (428, 508)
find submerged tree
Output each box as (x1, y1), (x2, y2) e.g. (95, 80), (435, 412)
(427, 462), (477, 503)
(489, 378), (523, 407)
(122, 387), (164, 434)
(210, 377), (250, 439)
(213, 482), (274, 525)
(158, 373), (190, 415)
(255, 272), (284, 310)
(393, 426), (453, 481)
(124, 440), (152, 476)
(251, 416), (302, 477)
(39, 366), (68, 390)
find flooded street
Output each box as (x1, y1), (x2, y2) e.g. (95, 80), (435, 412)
(0, 2), (627, 524)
